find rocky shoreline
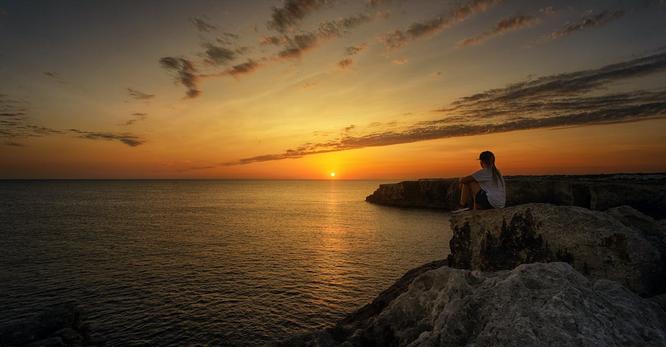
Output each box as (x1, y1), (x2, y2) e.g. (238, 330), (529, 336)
(4, 174), (666, 346)
(365, 173), (666, 218)
(0, 302), (104, 347)
(278, 174), (666, 346)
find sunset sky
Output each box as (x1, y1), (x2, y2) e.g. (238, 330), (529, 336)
(1, 0), (665, 179)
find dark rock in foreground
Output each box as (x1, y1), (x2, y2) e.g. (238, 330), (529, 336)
(448, 203), (666, 296)
(0, 302), (103, 347)
(365, 173), (666, 218)
(276, 263), (666, 346)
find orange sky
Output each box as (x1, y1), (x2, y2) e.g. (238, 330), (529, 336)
(1, 0), (665, 179)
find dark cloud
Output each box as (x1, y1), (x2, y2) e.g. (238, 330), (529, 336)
(338, 58), (353, 69)
(124, 112), (148, 126)
(277, 13), (372, 60)
(191, 17), (216, 32)
(382, 0), (502, 49)
(226, 59), (261, 77)
(260, 36), (285, 46)
(223, 52), (666, 165)
(1, 94), (145, 147)
(267, 0), (333, 33)
(550, 10), (624, 40)
(127, 88), (155, 100)
(458, 15), (537, 47)
(43, 71), (66, 84)
(345, 43), (367, 56)
(159, 57), (201, 98)
(203, 43), (237, 65)
(69, 129), (145, 147)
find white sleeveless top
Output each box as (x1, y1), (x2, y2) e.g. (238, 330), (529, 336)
(472, 168), (506, 208)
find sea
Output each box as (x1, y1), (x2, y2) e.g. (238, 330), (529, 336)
(0, 180), (452, 346)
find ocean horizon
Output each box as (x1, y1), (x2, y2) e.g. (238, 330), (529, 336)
(0, 180), (452, 346)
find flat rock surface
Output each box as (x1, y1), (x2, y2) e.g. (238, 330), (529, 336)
(448, 203), (666, 296)
(278, 263), (666, 347)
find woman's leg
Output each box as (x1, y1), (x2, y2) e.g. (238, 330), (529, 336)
(469, 181), (481, 209)
(459, 182), (471, 208)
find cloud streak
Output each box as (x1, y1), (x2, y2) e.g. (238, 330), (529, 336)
(550, 10), (624, 40)
(127, 88), (155, 100)
(159, 57), (201, 98)
(382, 0), (502, 49)
(222, 52), (666, 165)
(458, 15), (537, 47)
(68, 129), (146, 147)
(267, 0), (333, 33)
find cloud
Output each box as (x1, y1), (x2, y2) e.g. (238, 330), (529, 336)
(159, 57), (201, 98)
(550, 10), (624, 40)
(226, 59), (261, 77)
(392, 58), (408, 64)
(191, 17), (216, 32)
(43, 71), (66, 84)
(127, 88), (155, 100)
(458, 15), (537, 47)
(1, 94), (145, 147)
(267, 0), (333, 33)
(223, 52), (666, 165)
(338, 58), (353, 69)
(260, 36), (285, 46)
(345, 43), (367, 56)
(124, 112), (148, 126)
(203, 43), (237, 65)
(275, 13), (373, 62)
(69, 129), (145, 147)
(382, 0), (502, 49)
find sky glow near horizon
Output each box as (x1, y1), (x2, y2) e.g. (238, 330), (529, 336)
(1, 0), (666, 179)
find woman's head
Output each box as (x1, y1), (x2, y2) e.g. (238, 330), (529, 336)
(478, 151), (495, 168)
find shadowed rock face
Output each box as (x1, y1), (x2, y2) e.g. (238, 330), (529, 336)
(365, 173), (666, 218)
(276, 263), (666, 346)
(0, 302), (103, 347)
(448, 203), (666, 296)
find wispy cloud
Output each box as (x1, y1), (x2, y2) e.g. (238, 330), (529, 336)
(127, 88), (155, 100)
(381, 0), (502, 49)
(191, 17), (216, 32)
(123, 112), (148, 126)
(549, 10), (624, 40)
(202, 43), (237, 65)
(69, 129), (146, 147)
(221, 52), (666, 165)
(159, 57), (201, 98)
(458, 15), (537, 47)
(1, 94), (146, 147)
(267, 0), (334, 33)
(44, 71), (66, 84)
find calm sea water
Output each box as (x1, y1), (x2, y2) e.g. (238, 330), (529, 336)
(0, 180), (451, 346)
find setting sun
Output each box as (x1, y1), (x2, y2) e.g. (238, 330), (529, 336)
(330, 172), (336, 177)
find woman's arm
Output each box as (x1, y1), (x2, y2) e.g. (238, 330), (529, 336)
(459, 175), (476, 184)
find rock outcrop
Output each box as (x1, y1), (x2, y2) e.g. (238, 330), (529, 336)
(0, 302), (103, 347)
(448, 203), (666, 296)
(276, 263), (666, 346)
(365, 173), (666, 218)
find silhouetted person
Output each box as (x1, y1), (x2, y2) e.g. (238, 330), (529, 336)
(453, 151), (506, 213)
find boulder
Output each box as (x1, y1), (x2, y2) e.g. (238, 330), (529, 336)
(448, 203), (666, 296)
(365, 173), (666, 218)
(277, 263), (666, 346)
(0, 302), (103, 347)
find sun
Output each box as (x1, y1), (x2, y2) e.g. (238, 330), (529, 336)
(329, 172), (336, 177)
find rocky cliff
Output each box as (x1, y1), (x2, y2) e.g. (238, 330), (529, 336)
(447, 203), (666, 296)
(366, 173), (666, 218)
(0, 302), (104, 347)
(276, 262), (666, 347)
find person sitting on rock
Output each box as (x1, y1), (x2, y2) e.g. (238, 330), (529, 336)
(453, 150), (506, 213)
